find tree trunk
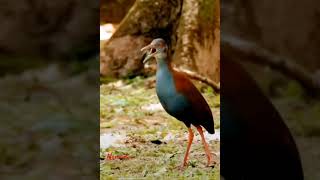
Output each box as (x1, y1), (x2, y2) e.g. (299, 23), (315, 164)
(100, 0), (135, 23)
(100, 0), (220, 82)
(173, 0), (220, 82)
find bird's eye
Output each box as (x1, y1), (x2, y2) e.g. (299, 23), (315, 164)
(151, 48), (156, 53)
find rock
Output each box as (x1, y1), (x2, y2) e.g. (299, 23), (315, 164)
(100, 35), (151, 77)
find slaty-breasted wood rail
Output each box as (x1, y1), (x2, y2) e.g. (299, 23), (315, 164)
(141, 38), (215, 168)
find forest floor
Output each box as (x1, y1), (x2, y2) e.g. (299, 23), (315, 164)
(100, 76), (221, 179)
(0, 60), (99, 179)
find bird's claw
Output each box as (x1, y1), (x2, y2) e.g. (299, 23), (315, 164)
(207, 158), (212, 165)
(205, 152), (214, 166)
(178, 162), (188, 171)
(206, 153), (217, 167)
(179, 165), (186, 171)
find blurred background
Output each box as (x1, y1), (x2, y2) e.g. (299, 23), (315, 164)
(221, 0), (320, 179)
(0, 1), (99, 179)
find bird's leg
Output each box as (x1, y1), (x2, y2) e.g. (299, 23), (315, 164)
(196, 126), (213, 166)
(182, 127), (194, 168)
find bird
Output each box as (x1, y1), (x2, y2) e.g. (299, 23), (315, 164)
(220, 54), (304, 179)
(141, 38), (215, 168)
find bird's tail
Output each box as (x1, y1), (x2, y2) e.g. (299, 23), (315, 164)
(203, 118), (215, 134)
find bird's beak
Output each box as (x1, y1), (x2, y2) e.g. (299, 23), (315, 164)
(141, 44), (156, 64)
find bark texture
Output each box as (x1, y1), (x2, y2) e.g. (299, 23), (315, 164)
(174, 0), (220, 82)
(100, 0), (220, 82)
(100, 0), (182, 78)
(100, 0), (135, 23)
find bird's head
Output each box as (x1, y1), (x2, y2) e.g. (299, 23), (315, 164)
(141, 38), (168, 64)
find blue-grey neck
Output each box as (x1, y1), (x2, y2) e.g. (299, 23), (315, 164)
(156, 56), (172, 80)
(157, 57), (169, 71)
(156, 56), (175, 95)
(155, 55), (190, 118)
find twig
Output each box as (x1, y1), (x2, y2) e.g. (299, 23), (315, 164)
(173, 67), (220, 93)
(221, 34), (320, 95)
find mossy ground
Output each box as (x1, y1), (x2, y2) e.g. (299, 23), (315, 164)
(100, 76), (220, 179)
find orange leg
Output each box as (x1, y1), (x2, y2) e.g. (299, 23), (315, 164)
(182, 127), (194, 168)
(196, 126), (213, 166)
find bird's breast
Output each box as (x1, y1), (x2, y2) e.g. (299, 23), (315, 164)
(156, 69), (190, 115)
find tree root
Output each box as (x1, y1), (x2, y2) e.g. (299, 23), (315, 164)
(144, 65), (220, 93)
(174, 67), (220, 93)
(221, 34), (320, 96)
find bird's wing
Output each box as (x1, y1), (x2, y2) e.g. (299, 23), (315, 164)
(221, 55), (303, 179)
(172, 71), (214, 129)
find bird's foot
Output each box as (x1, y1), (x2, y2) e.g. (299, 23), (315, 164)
(207, 152), (218, 168)
(178, 165), (185, 171)
(206, 154), (213, 167)
(207, 159), (212, 166)
(178, 162), (188, 171)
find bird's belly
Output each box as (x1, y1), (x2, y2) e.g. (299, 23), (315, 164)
(157, 90), (190, 117)
(156, 69), (190, 118)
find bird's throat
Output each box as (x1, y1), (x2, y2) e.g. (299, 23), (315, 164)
(156, 56), (172, 72)
(157, 57), (166, 67)
(156, 57), (175, 96)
